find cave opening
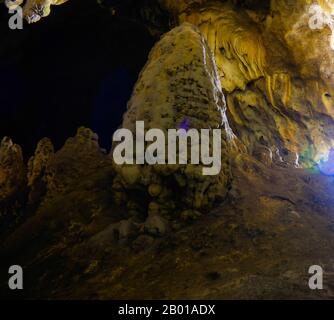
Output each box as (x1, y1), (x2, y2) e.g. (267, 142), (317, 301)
(0, 0), (157, 157)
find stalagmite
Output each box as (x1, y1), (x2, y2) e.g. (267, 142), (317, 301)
(112, 23), (234, 220)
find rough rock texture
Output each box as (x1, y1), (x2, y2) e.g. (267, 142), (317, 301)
(113, 23), (234, 220)
(181, 2), (266, 93)
(0, 127), (116, 255)
(0, 137), (25, 203)
(0, 137), (26, 231)
(27, 137), (54, 203)
(43, 127), (107, 200)
(162, 0), (334, 167)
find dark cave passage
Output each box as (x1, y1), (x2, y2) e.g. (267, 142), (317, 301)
(0, 0), (156, 156)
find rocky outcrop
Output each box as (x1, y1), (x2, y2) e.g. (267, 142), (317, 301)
(27, 137), (54, 204)
(112, 23), (234, 221)
(0, 137), (26, 228)
(0, 128), (116, 256)
(27, 137), (54, 188)
(43, 127), (107, 200)
(0, 137), (26, 203)
(0, 127), (109, 215)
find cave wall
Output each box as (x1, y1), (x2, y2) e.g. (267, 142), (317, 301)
(158, 0), (334, 165)
(9, 0), (334, 166)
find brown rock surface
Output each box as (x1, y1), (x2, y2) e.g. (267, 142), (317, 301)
(27, 137), (54, 203)
(0, 137), (26, 203)
(2, 148), (334, 299)
(165, 0), (334, 165)
(113, 23), (234, 219)
(44, 127), (108, 200)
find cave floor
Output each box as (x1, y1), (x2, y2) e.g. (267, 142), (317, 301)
(1, 155), (334, 300)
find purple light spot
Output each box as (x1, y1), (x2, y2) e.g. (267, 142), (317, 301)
(179, 118), (190, 131)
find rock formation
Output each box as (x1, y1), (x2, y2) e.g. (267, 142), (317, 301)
(43, 127), (108, 200)
(5, 0), (68, 23)
(27, 137), (54, 204)
(0, 137), (25, 203)
(112, 22), (234, 221)
(156, 0), (334, 166)
(0, 137), (26, 229)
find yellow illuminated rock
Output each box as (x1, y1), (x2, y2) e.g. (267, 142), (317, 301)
(0, 137), (26, 202)
(158, 0), (334, 165)
(5, 0), (69, 23)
